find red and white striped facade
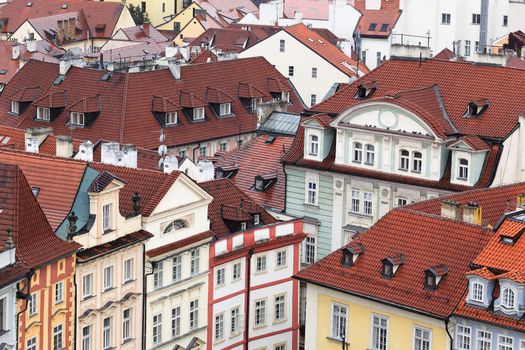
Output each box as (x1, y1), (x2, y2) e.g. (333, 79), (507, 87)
(207, 219), (306, 350)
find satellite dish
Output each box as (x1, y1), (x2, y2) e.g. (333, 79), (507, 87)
(158, 144), (168, 156)
(159, 131), (166, 143)
(158, 158), (165, 169)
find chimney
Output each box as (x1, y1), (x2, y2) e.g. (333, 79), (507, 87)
(59, 60), (72, 75)
(76, 140), (94, 162)
(168, 62), (181, 80)
(441, 199), (461, 220)
(463, 202), (482, 225)
(143, 21), (150, 37)
(101, 143), (137, 168)
(121, 144), (137, 168)
(517, 194), (525, 209)
(365, 0), (381, 10)
(196, 160), (215, 182)
(12, 43), (20, 60)
(68, 17), (75, 40)
(67, 211), (78, 238)
(26, 32), (36, 53)
(24, 127), (53, 153)
(56, 135), (74, 158)
(57, 20), (64, 43)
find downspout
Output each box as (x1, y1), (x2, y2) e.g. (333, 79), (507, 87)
(244, 248), (254, 350)
(143, 256), (156, 350)
(192, 142), (201, 163)
(282, 163), (288, 213)
(73, 261), (78, 350)
(15, 269), (34, 350)
(445, 317), (454, 350)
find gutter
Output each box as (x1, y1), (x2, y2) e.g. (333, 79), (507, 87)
(143, 256), (156, 350)
(445, 317), (453, 350)
(73, 264), (78, 350)
(15, 269), (35, 349)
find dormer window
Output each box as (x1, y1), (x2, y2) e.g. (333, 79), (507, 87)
(471, 282), (484, 302)
(255, 178), (263, 191)
(70, 112), (85, 126)
(341, 243), (364, 267)
(165, 112), (178, 125)
(193, 107), (205, 121)
(425, 265), (448, 291)
(354, 82), (377, 99)
(309, 134), (319, 156)
(254, 173), (277, 192)
(36, 107), (50, 121)
(11, 101), (19, 114)
(501, 287), (516, 309)
(251, 98), (262, 112)
(381, 254), (405, 279)
(219, 103), (231, 116)
(241, 222), (247, 231)
(253, 214), (260, 225)
(458, 158), (469, 180)
(466, 99), (489, 117)
(102, 203), (112, 232)
(281, 92), (290, 103)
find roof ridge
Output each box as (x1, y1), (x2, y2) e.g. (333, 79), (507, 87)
(398, 207), (494, 230)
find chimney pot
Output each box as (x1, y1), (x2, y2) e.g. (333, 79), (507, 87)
(463, 202), (482, 225)
(11, 43), (20, 60)
(67, 211), (78, 236)
(132, 192), (142, 215)
(441, 199), (461, 220)
(56, 135), (74, 158)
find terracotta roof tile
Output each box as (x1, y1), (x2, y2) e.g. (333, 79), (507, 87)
(146, 230), (214, 257)
(120, 25), (168, 43)
(449, 135), (491, 151)
(295, 208), (493, 318)
(0, 41), (21, 85)
(465, 267), (497, 280)
(77, 229), (152, 261)
(87, 171), (126, 193)
(355, 8), (402, 38)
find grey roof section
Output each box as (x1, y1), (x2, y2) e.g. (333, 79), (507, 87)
(259, 111), (301, 136)
(56, 167), (100, 239)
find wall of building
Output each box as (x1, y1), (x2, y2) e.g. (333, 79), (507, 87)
(305, 283), (449, 350)
(239, 30), (353, 107)
(451, 316), (525, 349)
(172, 133), (256, 162)
(360, 37), (392, 70)
(0, 283), (18, 348)
(156, 2), (200, 31)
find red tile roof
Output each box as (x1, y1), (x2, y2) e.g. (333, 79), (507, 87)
(0, 58), (303, 149)
(0, 163), (79, 269)
(77, 229), (153, 261)
(434, 48), (465, 62)
(295, 208), (493, 318)
(284, 23), (368, 77)
(0, 148), (87, 230)
(198, 179), (277, 238)
(146, 230), (214, 257)
(214, 134), (293, 211)
(0, 41), (20, 85)
(506, 57), (525, 70)
(310, 58), (525, 139)
(189, 49), (218, 64)
(119, 25), (168, 43)
(190, 27), (268, 53)
(355, 8), (401, 38)
(98, 42), (168, 64)
(465, 267), (496, 280)
(449, 135), (491, 151)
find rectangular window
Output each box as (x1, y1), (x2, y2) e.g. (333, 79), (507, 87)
(122, 308), (131, 341)
(199, 146), (207, 158)
(189, 299), (199, 329)
(475, 41), (480, 53)
(193, 107), (205, 120)
(376, 51), (381, 66)
(275, 345), (286, 350)
(251, 98), (262, 112)
(162, 2), (165, 12)
(472, 13), (481, 24)
(178, 149), (187, 158)
(82, 326), (91, 350)
(312, 67), (317, 78)
(279, 39), (285, 52)
(82, 274), (93, 299)
(165, 112), (178, 125)
(231, 306), (240, 334)
(29, 293), (37, 316)
(276, 250), (287, 267)
(102, 204), (111, 231)
(364, 192), (373, 215)
(281, 91), (290, 103)
(256, 255), (267, 272)
(456, 325), (471, 350)
(27, 337), (37, 350)
(70, 112), (85, 126)
(219, 103), (231, 116)
(215, 313), (224, 341)
(362, 50), (367, 65)
(310, 94), (317, 106)
(233, 262), (241, 280)
(219, 142), (227, 152)
(103, 265), (113, 291)
(331, 303), (347, 339)
(465, 40), (471, 56)
(498, 335), (514, 350)
(441, 13), (451, 24)
(53, 324), (63, 350)
(274, 294), (285, 321)
(171, 306), (181, 337)
(372, 315), (388, 350)
(124, 258), (133, 283)
(254, 299), (266, 326)
(216, 268), (225, 286)
(477, 330), (491, 350)
(351, 190), (360, 213)
(190, 248), (200, 275)
(153, 261), (163, 289)
(140, 1), (146, 12)
(54, 281), (63, 304)
(103, 317), (112, 350)
(397, 198), (408, 207)
(11, 101), (19, 114)
(172, 255), (181, 282)
(288, 66), (294, 76)
(152, 314), (162, 345)
(0, 298), (5, 331)
(306, 173), (318, 205)
(37, 107), (50, 120)
(305, 236), (316, 264)
(254, 214), (260, 225)
(414, 327), (431, 350)
(520, 339), (525, 350)
(503, 15), (508, 26)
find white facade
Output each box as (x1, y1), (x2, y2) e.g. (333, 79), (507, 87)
(0, 246), (19, 350)
(143, 174), (213, 350)
(239, 30), (356, 107)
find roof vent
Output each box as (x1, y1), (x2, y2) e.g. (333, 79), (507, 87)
(26, 2), (32, 6)
(466, 99), (489, 118)
(265, 135), (276, 144)
(355, 82), (377, 99)
(100, 71), (113, 81)
(62, 3), (68, 9)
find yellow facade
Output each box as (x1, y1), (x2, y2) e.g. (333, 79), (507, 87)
(306, 284), (449, 350)
(156, 2), (201, 32)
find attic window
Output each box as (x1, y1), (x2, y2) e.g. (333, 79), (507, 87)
(0, 69), (7, 75)
(466, 99), (489, 117)
(425, 265), (448, 291)
(165, 112), (178, 126)
(62, 4), (68, 9)
(219, 103), (231, 116)
(36, 107), (50, 121)
(265, 136), (276, 144)
(216, 164), (239, 179)
(26, 2), (32, 6)
(10, 101), (19, 114)
(341, 243), (364, 267)
(368, 23), (377, 31)
(380, 23), (389, 32)
(355, 82), (377, 99)
(31, 187), (40, 197)
(193, 107), (205, 121)
(254, 173), (277, 192)
(70, 112), (84, 126)
(499, 227), (525, 245)
(381, 254), (405, 279)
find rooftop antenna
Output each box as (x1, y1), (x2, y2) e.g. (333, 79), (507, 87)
(158, 129), (168, 171)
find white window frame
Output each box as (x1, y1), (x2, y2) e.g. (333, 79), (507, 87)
(396, 198), (408, 207)
(471, 282), (484, 302)
(365, 144), (375, 165)
(305, 173), (319, 206)
(190, 248), (200, 275)
(193, 107), (205, 120)
(214, 313), (224, 341)
(371, 315), (389, 350)
(458, 158), (469, 181)
(122, 308), (131, 341)
(27, 337), (37, 350)
(11, 101), (19, 114)
(231, 306), (240, 335)
(413, 326), (431, 350)
(189, 299), (199, 329)
(412, 151), (422, 173)
(102, 203), (112, 232)
(103, 317), (112, 350)
(82, 325), (91, 350)
(353, 142), (363, 163)
(310, 94), (317, 106)
(153, 261), (163, 289)
(70, 112), (85, 126)
(476, 329), (492, 350)
(274, 294), (286, 322)
(103, 265), (113, 291)
(304, 236), (316, 264)
(216, 267), (225, 286)
(82, 273), (93, 299)
(172, 255), (182, 282)
(456, 325), (471, 350)
(152, 313), (162, 345)
(400, 149), (410, 171)
(351, 189), (360, 213)
(165, 111), (178, 125)
(55, 281), (63, 304)
(501, 287), (516, 309)
(172, 306), (181, 337)
(219, 142), (228, 152)
(251, 98), (262, 111)
(276, 250), (287, 268)
(465, 40), (471, 56)
(309, 134), (319, 157)
(254, 299), (266, 327)
(498, 335), (514, 350)
(29, 293), (37, 316)
(199, 146), (207, 158)
(364, 192), (373, 216)
(124, 258), (133, 283)
(37, 107), (50, 120)
(219, 103), (231, 116)
(255, 255), (267, 273)
(53, 324), (63, 350)
(254, 214), (260, 225)
(281, 91), (290, 103)
(331, 303), (347, 339)
(232, 262), (241, 280)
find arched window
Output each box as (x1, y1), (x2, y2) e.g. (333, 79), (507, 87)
(309, 134), (319, 156)
(163, 219), (188, 234)
(502, 288), (515, 309)
(365, 144), (375, 165)
(353, 142), (362, 163)
(412, 151), (422, 173)
(458, 158), (469, 180)
(471, 282), (484, 302)
(399, 149), (410, 171)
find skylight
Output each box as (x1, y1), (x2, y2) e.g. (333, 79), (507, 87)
(368, 23), (377, 31)
(380, 23), (389, 32)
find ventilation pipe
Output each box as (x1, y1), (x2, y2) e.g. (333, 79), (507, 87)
(479, 0), (489, 53)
